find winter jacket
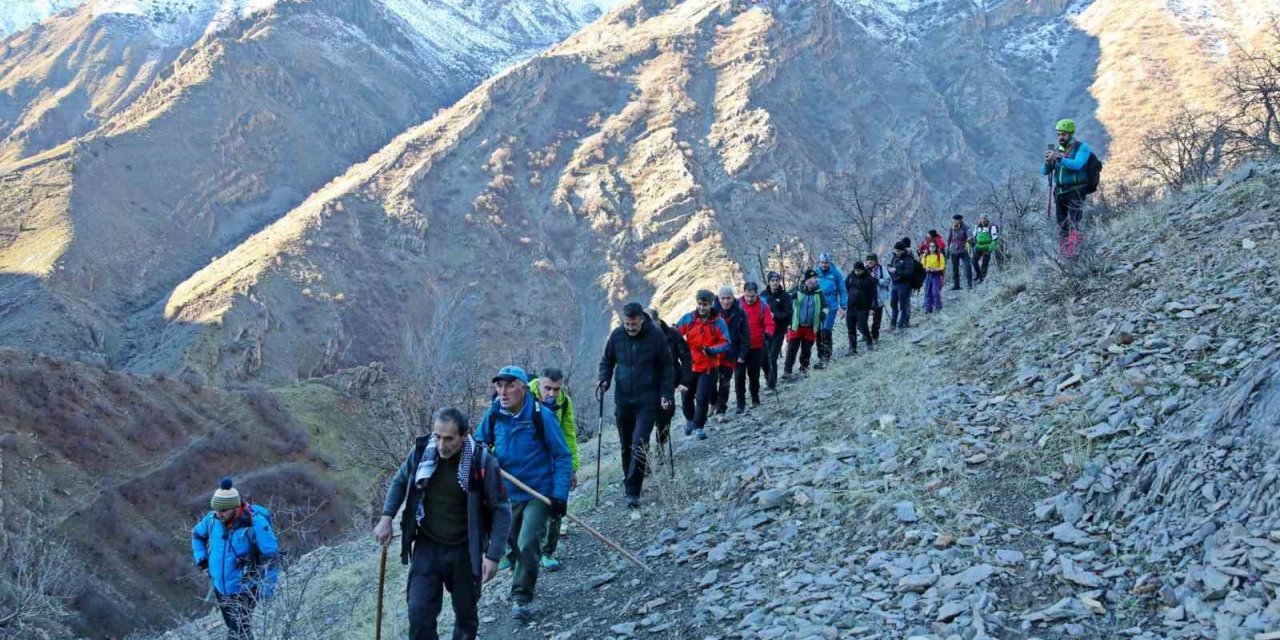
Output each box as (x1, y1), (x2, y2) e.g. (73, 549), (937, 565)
(919, 236), (946, 256)
(762, 286), (793, 329)
(1042, 139), (1093, 192)
(192, 503), (280, 598)
(845, 273), (878, 312)
(921, 253), (945, 272)
(676, 309), (732, 373)
(655, 318), (695, 388)
(815, 265), (846, 330)
(973, 223), (998, 252)
(946, 224), (971, 256)
(475, 398), (573, 503)
(867, 263), (891, 308)
(890, 252), (917, 285)
(713, 298), (750, 366)
(598, 320), (675, 406)
(529, 378), (578, 471)
(738, 296), (776, 350)
(382, 439), (512, 574)
(790, 286), (827, 330)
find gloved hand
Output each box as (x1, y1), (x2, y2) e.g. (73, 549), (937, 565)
(550, 499), (568, 518)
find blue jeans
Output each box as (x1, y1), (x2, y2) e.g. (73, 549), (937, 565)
(950, 252), (973, 289)
(890, 283), (912, 329)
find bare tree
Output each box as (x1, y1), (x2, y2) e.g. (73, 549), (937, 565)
(1139, 107), (1238, 191)
(1225, 18), (1280, 157)
(828, 172), (900, 258)
(979, 174), (1050, 266)
(0, 516), (73, 640)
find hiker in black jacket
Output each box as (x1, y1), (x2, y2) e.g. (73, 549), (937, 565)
(648, 307), (693, 456)
(889, 239), (916, 330)
(597, 302), (675, 508)
(844, 262), (877, 354)
(760, 271), (792, 391)
(712, 286), (748, 417)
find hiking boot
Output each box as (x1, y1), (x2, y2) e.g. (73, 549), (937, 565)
(799, 367), (810, 377)
(625, 495), (640, 509)
(512, 603), (535, 622)
(498, 556), (512, 571)
(684, 421), (695, 436)
(752, 399), (761, 407)
(540, 555), (562, 571)
(813, 361), (826, 370)
(695, 428), (707, 441)
(735, 405), (746, 415)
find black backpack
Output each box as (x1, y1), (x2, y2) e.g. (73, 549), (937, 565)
(1073, 141), (1103, 195)
(479, 401), (547, 450)
(909, 258), (926, 291)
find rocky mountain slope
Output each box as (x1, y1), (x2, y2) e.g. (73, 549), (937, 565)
(0, 0), (619, 369)
(149, 160), (1280, 640)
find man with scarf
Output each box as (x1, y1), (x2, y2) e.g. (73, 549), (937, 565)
(375, 406), (512, 639)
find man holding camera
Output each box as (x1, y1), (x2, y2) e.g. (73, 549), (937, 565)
(1042, 118), (1094, 238)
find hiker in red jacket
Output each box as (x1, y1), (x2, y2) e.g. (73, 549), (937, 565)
(735, 282), (775, 412)
(918, 230), (946, 256)
(675, 290), (732, 440)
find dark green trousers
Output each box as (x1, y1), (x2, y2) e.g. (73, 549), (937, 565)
(506, 499), (550, 604)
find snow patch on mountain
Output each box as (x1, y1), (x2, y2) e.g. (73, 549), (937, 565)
(0, 0), (82, 36)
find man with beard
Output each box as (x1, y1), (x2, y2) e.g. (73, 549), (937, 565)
(760, 271), (792, 391)
(675, 290), (732, 440)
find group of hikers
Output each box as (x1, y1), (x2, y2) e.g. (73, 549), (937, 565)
(191, 119), (1097, 640)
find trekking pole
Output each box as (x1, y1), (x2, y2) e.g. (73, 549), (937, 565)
(499, 469), (653, 573)
(375, 545), (388, 640)
(667, 426), (676, 478)
(594, 385), (604, 508)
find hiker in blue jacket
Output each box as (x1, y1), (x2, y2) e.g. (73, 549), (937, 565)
(474, 366), (572, 622)
(192, 478), (280, 640)
(813, 251), (846, 369)
(1042, 118), (1094, 238)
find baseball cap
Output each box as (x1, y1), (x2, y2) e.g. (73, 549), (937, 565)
(492, 366), (530, 385)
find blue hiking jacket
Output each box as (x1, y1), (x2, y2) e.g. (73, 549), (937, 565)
(815, 264), (846, 330)
(1042, 139), (1092, 192)
(192, 504), (280, 598)
(476, 398), (573, 503)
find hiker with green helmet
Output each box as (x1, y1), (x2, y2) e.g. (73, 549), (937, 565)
(1042, 118), (1094, 238)
(971, 214), (999, 283)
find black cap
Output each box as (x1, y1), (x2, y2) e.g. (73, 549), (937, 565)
(894, 239), (909, 251)
(803, 268), (818, 280)
(854, 262), (866, 271)
(953, 214), (964, 220)
(696, 289), (715, 302)
(622, 302), (645, 318)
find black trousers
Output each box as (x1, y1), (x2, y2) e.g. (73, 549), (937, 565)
(846, 310), (872, 352)
(715, 364), (734, 412)
(763, 331), (785, 389)
(784, 334), (815, 373)
(1055, 189), (1086, 237)
(408, 541), (480, 640)
(973, 249), (992, 281)
(869, 305), (883, 341)
(681, 370), (718, 428)
(817, 330), (834, 362)
(734, 347), (764, 406)
(217, 592), (256, 640)
(616, 402), (657, 497)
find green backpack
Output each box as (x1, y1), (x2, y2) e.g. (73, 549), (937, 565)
(974, 226), (994, 251)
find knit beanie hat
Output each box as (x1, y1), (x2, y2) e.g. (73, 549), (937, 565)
(211, 478), (241, 511)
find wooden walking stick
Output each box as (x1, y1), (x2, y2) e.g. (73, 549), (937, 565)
(375, 545), (388, 640)
(499, 469), (653, 573)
